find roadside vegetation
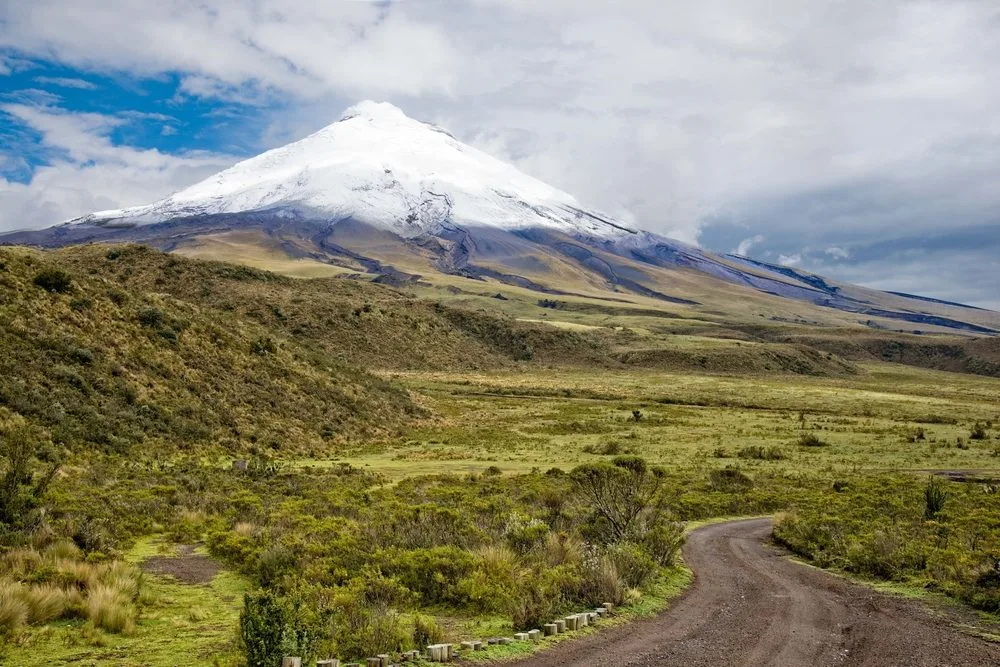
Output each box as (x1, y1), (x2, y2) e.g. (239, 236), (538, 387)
(1, 244), (999, 664)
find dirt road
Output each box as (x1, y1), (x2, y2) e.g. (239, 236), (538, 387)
(507, 518), (1000, 666)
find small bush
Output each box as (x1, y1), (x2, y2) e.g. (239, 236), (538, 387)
(971, 422), (989, 441)
(33, 269), (74, 293)
(641, 520), (685, 567)
(709, 466), (753, 491)
(608, 543), (659, 589)
(924, 477), (948, 520)
(737, 445), (786, 461)
(412, 614), (444, 647)
(240, 590), (289, 667)
(137, 307), (166, 328)
(797, 433), (828, 447)
(511, 586), (553, 631)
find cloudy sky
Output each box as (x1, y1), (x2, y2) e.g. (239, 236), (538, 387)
(1, 0), (998, 308)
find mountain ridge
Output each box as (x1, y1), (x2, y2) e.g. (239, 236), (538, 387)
(1, 101), (997, 336)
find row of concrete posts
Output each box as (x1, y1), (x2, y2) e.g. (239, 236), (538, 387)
(281, 602), (615, 665)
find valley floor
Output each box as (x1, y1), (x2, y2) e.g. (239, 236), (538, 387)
(336, 362), (1000, 478)
(4, 360), (1000, 665)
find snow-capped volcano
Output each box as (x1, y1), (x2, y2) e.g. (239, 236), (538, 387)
(75, 101), (635, 240)
(4, 101), (997, 335)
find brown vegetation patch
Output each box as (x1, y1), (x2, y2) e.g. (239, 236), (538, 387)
(141, 545), (221, 585)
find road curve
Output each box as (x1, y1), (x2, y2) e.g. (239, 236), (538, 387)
(506, 518), (1000, 667)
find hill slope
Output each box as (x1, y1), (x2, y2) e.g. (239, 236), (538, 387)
(0, 245), (430, 455)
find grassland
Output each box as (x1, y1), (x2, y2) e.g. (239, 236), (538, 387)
(2, 244), (1000, 665)
(338, 363), (999, 478)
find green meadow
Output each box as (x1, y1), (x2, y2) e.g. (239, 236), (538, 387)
(2, 244), (1000, 665)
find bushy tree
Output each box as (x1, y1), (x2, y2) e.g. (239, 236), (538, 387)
(0, 424), (61, 537)
(570, 456), (666, 542)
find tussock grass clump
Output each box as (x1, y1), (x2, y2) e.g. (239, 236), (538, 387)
(0, 545), (143, 635)
(797, 432), (828, 447)
(580, 555), (625, 607)
(583, 440), (628, 455)
(86, 584), (136, 634)
(22, 584), (71, 624)
(543, 532), (584, 567)
(0, 582), (29, 636)
(737, 445), (786, 460)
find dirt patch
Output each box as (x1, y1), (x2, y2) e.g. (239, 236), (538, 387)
(141, 544), (222, 585)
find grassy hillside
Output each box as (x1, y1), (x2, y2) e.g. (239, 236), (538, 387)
(0, 245), (426, 455)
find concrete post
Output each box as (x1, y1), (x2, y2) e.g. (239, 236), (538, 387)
(514, 632), (530, 641)
(487, 637), (500, 645)
(428, 643), (452, 662)
(577, 613), (588, 627)
(554, 619), (566, 633)
(602, 602), (614, 613)
(317, 660), (340, 667)
(499, 637), (513, 645)
(543, 623), (557, 636)
(564, 616), (578, 631)
(528, 629), (541, 641)
(595, 607), (607, 617)
(282, 659), (302, 667)
(377, 655), (390, 667)
(365, 658), (380, 667)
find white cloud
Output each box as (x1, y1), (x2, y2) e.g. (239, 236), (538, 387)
(1, 0), (999, 304)
(0, 1), (459, 99)
(0, 104), (235, 231)
(34, 76), (96, 89)
(734, 234), (764, 256)
(778, 253), (802, 267)
(825, 246), (850, 260)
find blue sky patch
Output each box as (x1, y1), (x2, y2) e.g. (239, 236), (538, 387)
(0, 53), (269, 182)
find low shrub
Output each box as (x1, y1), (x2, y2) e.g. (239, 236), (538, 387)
(640, 520), (685, 567)
(511, 584), (554, 631)
(33, 269), (74, 293)
(412, 614), (444, 647)
(737, 445), (786, 460)
(608, 542), (659, 589)
(797, 433), (828, 447)
(709, 466), (753, 491)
